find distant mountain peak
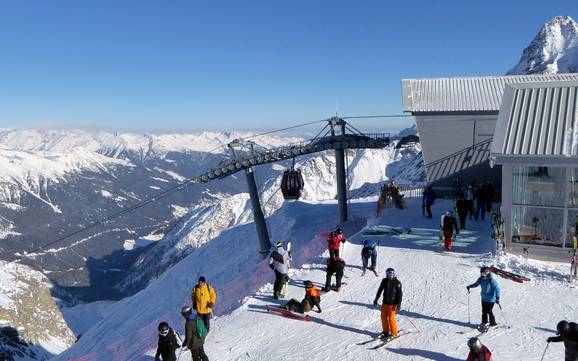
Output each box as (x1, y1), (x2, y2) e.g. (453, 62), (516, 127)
(507, 15), (578, 75)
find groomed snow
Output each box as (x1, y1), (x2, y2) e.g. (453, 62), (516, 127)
(56, 198), (578, 360)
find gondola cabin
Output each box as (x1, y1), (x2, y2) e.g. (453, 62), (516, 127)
(281, 169), (304, 200)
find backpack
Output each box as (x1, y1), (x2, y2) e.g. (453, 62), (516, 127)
(443, 216), (454, 230)
(195, 318), (207, 339)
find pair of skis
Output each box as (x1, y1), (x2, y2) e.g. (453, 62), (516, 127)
(488, 266), (530, 283)
(266, 305), (312, 321)
(362, 269), (379, 277)
(356, 331), (409, 350)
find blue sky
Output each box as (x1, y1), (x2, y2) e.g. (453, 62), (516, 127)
(0, 0), (575, 133)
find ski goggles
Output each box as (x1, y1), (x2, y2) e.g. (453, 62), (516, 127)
(159, 329), (169, 336)
(386, 270), (396, 277)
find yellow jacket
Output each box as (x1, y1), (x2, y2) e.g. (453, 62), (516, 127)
(192, 283), (217, 314)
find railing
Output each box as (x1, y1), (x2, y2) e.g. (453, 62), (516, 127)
(399, 186), (424, 199)
(424, 138), (493, 183)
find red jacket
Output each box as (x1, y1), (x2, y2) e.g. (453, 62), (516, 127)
(327, 232), (345, 250)
(467, 346), (492, 361)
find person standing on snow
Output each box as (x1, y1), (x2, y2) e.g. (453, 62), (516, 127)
(181, 306), (209, 361)
(284, 280), (322, 314)
(466, 266), (501, 330)
(455, 193), (470, 230)
(269, 241), (290, 299)
(466, 337), (492, 361)
(441, 210), (459, 250)
(192, 276), (217, 332)
(373, 267), (402, 340)
(547, 320), (578, 361)
(474, 185), (486, 221)
(422, 185), (436, 218)
(361, 239), (378, 275)
(324, 256), (345, 292)
(327, 228), (346, 259)
(155, 322), (180, 361)
(465, 185), (475, 220)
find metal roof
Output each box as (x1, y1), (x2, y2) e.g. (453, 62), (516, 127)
(491, 80), (578, 165)
(402, 74), (578, 114)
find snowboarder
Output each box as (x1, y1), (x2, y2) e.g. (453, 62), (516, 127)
(324, 256), (345, 292)
(440, 210), (459, 250)
(327, 228), (346, 259)
(155, 322), (180, 361)
(466, 337), (492, 361)
(283, 280), (322, 313)
(466, 266), (501, 330)
(181, 306), (209, 361)
(422, 185), (436, 218)
(547, 320), (578, 361)
(455, 193), (470, 230)
(465, 185), (475, 220)
(373, 267), (402, 340)
(361, 239), (378, 275)
(192, 276), (217, 331)
(269, 241), (290, 299)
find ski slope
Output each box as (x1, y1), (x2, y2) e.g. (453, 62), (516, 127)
(161, 199), (576, 361)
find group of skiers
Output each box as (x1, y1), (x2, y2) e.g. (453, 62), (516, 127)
(376, 180), (404, 217)
(155, 276), (216, 361)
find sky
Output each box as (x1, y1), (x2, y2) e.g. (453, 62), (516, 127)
(0, 0), (576, 133)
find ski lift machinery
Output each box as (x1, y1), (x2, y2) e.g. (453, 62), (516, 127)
(280, 157), (304, 200)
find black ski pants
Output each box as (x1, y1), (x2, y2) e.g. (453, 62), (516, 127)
(329, 248), (340, 259)
(324, 268), (344, 291)
(190, 346), (209, 361)
(273, 271), (288, 298)
(481, 301), (496, 325)
(458, 213), (467, 230)
(425, 203), (432, 218)
(198, 313), (211, 332)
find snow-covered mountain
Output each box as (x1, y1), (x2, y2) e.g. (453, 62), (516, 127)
(508, 16), (578, 75)
(0, 261), (75, 361)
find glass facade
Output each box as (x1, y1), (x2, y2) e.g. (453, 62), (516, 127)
(512, 166), (578, 248)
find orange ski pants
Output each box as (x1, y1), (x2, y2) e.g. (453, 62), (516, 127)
(380, 304), (398, 336)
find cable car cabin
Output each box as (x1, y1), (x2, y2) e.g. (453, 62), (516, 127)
(281, 169), (304, 200)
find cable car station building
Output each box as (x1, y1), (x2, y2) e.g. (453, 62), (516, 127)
(402, 74), (578, 260)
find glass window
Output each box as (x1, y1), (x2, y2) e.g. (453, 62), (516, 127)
(567, 210), (578, 249)
(512, 206), (564, 247)
(569, 168), (578, 207)
(513, 166), (565, 207)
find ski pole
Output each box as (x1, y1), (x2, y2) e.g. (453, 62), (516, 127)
(399, 310), (421, 333)
(539, 342), (550, 361)
(176, 332), (184, 361)
(497, 303), (510, 326)
(467, 291), (471, 324)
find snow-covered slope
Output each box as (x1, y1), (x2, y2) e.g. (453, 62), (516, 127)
(0, 261), (75, 361)
(54, 198), (577, 361)
(508, 16), (578, 75)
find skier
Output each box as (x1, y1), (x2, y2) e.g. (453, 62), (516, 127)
(155, 322), (180, 361)
(422, 185), (436, 218)
(283, 280), (322, 313)
(466, 266), (501, 330)
(547, 320), (578, 361)
(373, 267), (402, 340)
(269, 241), (290, 299)
(455, 194), (470, 230)
(465, 185), (475, 220)
(324, 256), (345, 292)
(191, 276), (217, 331)
(181, 306), (209, 361)
(474, 185), (486, 221)
(466, 337), (492, 361)
(327, 228), (346, 259)
(361, 239), (378, 275)
(440, 210), (459, 250)
(376, 185), (387, 217)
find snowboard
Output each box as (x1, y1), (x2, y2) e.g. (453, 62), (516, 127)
(266, 306), (312, 321)
(488, 266), (530, 283)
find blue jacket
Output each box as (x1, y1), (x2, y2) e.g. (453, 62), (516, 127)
(468, 275), (501, 303)
(363, 239), (377, 249)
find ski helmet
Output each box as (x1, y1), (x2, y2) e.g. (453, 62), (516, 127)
(335, 228), (343, 235)
(303, 280), (313, 288)
(467, 337), (482, 352)
(158, 322), (169, 336)
(386, 268), (395, 277)
(274, 241), (283, 249)
(181, 305), (192, 316)
(557, 320), (570, 335)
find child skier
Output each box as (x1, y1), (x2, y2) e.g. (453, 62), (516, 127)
(269, 241), (290, 299)
(324, 256), (345, 292)
(441, 210), (459, 250)
(155, 322), (180, 361)
(361, 239), (378, 276)
(373, 268), (402, 340)
(466, 266), (501, 330)
(284, 280), (322, 314)
(547, 320), (578, 361)
(327, 228), (346, 259)
(466, 337), (492, 361)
